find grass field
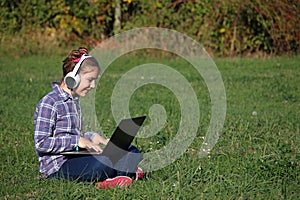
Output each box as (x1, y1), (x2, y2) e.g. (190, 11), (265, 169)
(0, 53), (299, 199)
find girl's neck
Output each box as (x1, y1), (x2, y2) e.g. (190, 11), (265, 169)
(60, 82), (75, 97)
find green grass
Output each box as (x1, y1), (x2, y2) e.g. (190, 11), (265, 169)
(0, 54), (299, 199)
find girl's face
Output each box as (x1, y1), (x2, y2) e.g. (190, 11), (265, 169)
(73, 67), (99, 97)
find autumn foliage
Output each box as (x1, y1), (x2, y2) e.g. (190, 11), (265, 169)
(0, 0), (298, 57)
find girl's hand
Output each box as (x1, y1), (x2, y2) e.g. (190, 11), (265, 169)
(78, 137), (102, 152)
(91, 134), (109, 145)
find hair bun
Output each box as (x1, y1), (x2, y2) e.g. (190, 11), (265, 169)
(62, 47), (89, 76)
(78, 47), (89, 55)
(66, 47), (88, 63)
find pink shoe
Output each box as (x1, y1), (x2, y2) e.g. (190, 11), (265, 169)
(135, 167), (144, 180)
(95, 176), (132, 189)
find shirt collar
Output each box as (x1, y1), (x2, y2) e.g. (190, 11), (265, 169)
(52, 81), (75, 101)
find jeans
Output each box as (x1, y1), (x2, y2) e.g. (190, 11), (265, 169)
(48, 145), (141, 182)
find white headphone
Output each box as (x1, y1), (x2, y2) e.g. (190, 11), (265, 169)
(64, 54), (92, 89)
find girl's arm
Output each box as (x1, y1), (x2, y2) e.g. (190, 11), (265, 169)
(34, 98), (78, 154)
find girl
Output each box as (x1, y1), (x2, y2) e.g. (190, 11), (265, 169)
(34, 47), (143, 189)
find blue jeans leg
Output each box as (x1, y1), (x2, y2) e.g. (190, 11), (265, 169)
(49, 155), (115, 182)
(114, 145), (142, 177)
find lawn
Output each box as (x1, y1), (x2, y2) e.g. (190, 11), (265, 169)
(0, 53), (299, 199)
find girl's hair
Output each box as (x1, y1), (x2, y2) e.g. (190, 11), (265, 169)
(61, 47), (100, 81)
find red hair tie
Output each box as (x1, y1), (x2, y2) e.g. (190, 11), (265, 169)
(73, 53), (88, 63)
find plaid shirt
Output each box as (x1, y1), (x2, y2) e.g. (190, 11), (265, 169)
(34, 82), (97, 177)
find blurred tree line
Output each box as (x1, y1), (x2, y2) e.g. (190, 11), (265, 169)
(0, 0), (299, 57)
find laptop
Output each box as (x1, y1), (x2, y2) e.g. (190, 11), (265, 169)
(61, 116), (146, 163)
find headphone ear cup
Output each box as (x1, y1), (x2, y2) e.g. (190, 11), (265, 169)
(64, 71), (80, 89)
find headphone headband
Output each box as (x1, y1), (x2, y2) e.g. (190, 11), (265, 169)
(72, 54), (92, 76)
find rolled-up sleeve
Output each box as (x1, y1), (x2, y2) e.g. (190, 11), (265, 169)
(82, 131), (98, 141)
